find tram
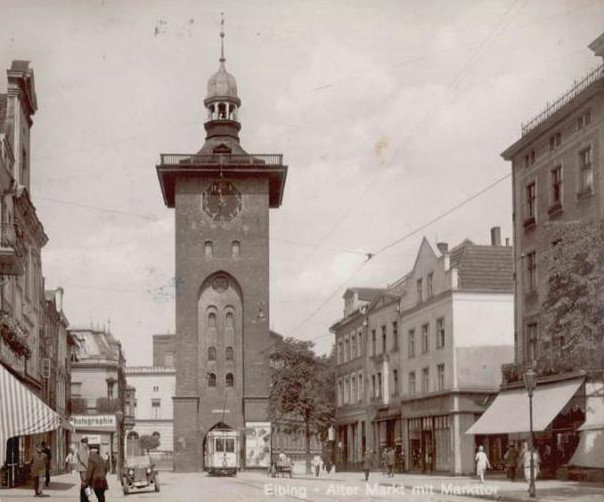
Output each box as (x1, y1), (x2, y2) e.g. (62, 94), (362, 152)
(205, 428), (240, 476)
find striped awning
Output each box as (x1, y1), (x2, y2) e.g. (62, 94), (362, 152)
(0, 363), (62, 463)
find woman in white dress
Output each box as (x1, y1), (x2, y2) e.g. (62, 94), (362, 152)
(474, 445), (491, 483)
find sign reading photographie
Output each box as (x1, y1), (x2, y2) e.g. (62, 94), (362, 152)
(245, 421), (271, 468)
(70, 415), (117, 431)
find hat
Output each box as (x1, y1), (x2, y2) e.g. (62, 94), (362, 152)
(81, 437), (89, 443)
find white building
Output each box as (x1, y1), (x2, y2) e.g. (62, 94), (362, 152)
(125, 366), (175, 453)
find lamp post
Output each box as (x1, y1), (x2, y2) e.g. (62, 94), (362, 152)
(523, 368), (537, 498)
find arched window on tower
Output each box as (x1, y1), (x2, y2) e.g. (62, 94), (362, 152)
(208, 312), (217, 328)
(226, 373), (234, 387)
(225, 346), (234, 361)
(208, 373), (216, 387)
(208, 346), (216, 361)
(225, 311), (234, 328)
(218, 103), (227, 119)
(208, 104), (215, 121)
(204, 241), (213, 258)
(231, 241), (240, 258)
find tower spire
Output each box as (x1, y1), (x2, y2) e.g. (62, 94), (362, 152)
(220, 12), (225, 64)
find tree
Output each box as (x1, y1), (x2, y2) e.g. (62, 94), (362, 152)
(268, 337), (335, 474)
(139, 434), (160, 454)
(539, 219), (604, 371)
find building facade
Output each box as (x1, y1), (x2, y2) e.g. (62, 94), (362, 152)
(69, 328), (130, 469)
(0, 61), (73, 487)
(153, 333), (175, 368)
(332, 229), (515, 475)
(155, 27), (287, 472)
(471, 32), (604, 475)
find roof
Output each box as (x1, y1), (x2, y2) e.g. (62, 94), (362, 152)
(450, 242), (513, 291)
(0, 94), (7, 134)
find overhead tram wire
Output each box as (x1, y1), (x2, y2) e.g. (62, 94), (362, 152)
(288, 172), (512, 339)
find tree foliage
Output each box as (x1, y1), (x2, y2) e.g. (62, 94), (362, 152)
(268, 337), (335, 472)
(540, 219), (604, 369)
(139, 434), (160, 453)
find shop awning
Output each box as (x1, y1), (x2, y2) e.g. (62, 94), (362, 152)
(0, 363), (63, 462)
(465, 378), (583, 435)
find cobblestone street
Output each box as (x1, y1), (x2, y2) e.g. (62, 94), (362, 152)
(2, 470), (604, 502)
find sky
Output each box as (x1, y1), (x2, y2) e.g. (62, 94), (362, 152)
(0, 0), (603, 364)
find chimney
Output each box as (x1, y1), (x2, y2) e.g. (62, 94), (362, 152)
(437, 242), (449, 254)
(490, 226), (501, 246)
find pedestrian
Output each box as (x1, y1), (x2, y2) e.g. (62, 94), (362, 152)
(362, 448), (373, 482)
(29, 443), (47, 497)
(75, 437), (90, 502)
(504, 443), (518, 482)
(522, 446), (540, 490)
(474, 445), (491, 484)
(41, 441), (52, 487)
(103, 452), (111, 474)
(381, 447), (388, 476)
(386, 447), (395, 478)
(84, 446), (109, 502)
(65, 447), (76, 475)
(312, 454), (323, 477)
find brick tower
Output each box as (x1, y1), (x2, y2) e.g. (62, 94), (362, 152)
(156, 21), (287, 472)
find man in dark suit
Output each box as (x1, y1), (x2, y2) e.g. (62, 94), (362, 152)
(41, 441), (52, 487)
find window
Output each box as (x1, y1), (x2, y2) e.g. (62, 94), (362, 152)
(225, 312), (234, 328)
(338, 379), (343, 406)
(208, 346), (216, 361)
(357, 332), (362, 357)
(392, 369), (399, 396)
(526, 182), (536, 219)
(392, 321), (398, 351)
(550, 165), (562, 206)
(579, 146), (593, 195)
(549, 132), (561, 151)
(232, 241), (240, 258)
(351, 334), (356, 359)
(151, 398), (161, 418)
(377, 372), (382, 398)
(208, 312), (217, 328)
(164, 352), (174, 367)
(204, 241), (213, 258)
(358, 371), (363, 400)
(526, 251), (537, 293)
(226, 373), (234, 387)
(427, 272), (434, 299)
(421, 323), (429, 353)
(344, 378), (349, 403)
(408, 371), (416, 395)
(436, 317), (445, 349)
(421, 367), (430, 393)
(524, 149), (536, 168)
(208, 373), (216, 387)
(526, 323), (538, 362)
(437, 364), (445, 391)
(577, 110), (591, 130)
(381, 326), (387, 353)
(351, 375), (357, 402)
(371, 330), (376, 356)
(225, 346), (234, 361)
(408, 329), (415, 358)
(371, 375), (376, 398)
(153, 385), (159, 392)
(344, 338), (349, 363)
(416, 278), (423, 304)
(338, 342), (342, 364)
(107, 382), (114, 400)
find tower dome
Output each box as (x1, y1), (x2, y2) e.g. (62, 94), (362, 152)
(206, 62), (238, 101)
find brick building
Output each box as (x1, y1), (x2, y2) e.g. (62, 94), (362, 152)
(468, 32), (604, 474)
(332, 229), (514, 475)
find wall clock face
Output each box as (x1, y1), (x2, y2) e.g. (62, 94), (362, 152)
(202, 181), (242, 222)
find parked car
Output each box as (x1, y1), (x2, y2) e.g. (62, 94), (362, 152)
(120, 455), (160, 495)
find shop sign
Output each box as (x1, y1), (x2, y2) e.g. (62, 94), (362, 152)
(81, 434), (102, 444)
(70, 415), (117, 431)
(0, 338), (26, 374)
(245, 422), (271, 468)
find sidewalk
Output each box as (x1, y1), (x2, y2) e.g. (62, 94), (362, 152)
(0, 472), (124, 501)
(279, 467), (604, 501)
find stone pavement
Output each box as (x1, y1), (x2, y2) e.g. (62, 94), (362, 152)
(0, 469), (603, 501)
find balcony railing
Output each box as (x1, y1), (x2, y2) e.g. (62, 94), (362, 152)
(159, 153), (284, 167)
(521, 63), (604, 136)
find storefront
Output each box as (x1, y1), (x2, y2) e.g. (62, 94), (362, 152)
(406, 415), (451, 473)
(69, 415), (120, 462)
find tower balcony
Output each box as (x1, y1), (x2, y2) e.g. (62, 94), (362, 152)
(0, 222), (25, 276)
(156, 153), (287, 209)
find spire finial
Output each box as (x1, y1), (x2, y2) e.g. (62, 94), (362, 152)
(220, 12), (225, 64)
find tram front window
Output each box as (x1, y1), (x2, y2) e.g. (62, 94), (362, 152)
(225, 439), (235, 453)
(216, 439), (225, 452)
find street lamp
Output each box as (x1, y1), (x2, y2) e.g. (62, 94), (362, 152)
(523, 368), (537, 498)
